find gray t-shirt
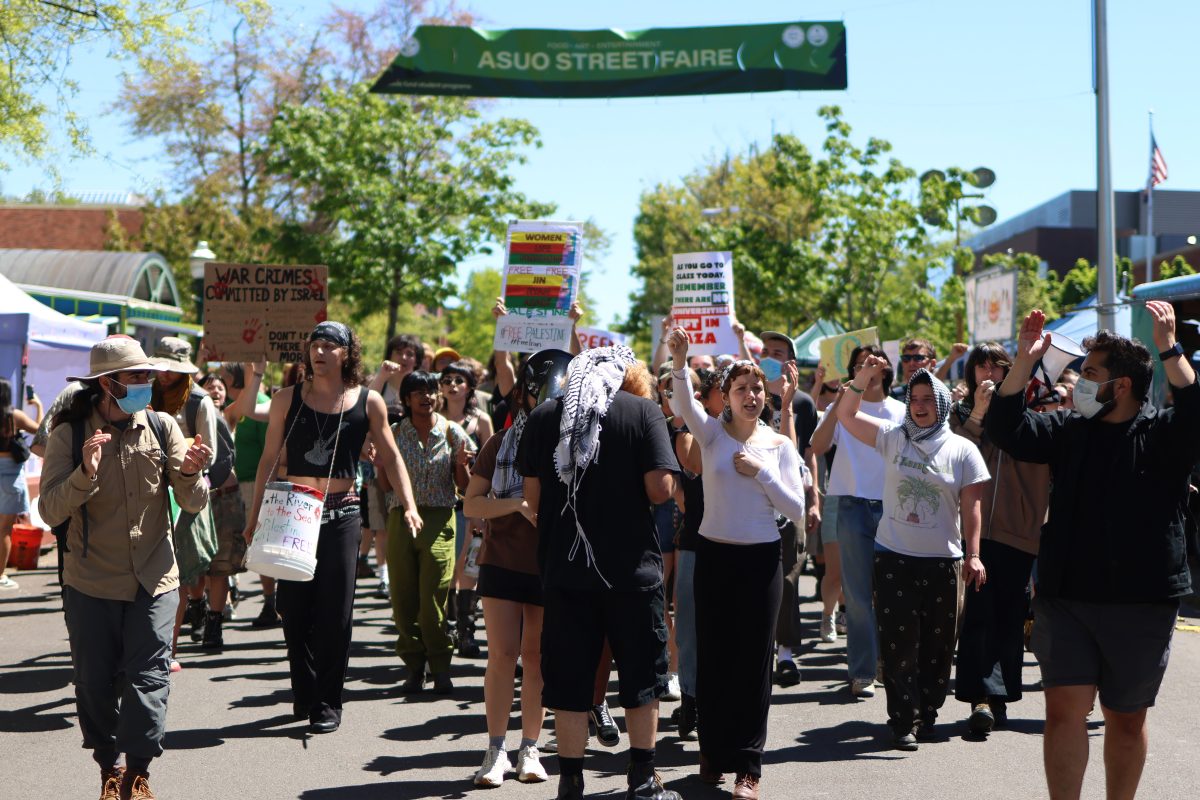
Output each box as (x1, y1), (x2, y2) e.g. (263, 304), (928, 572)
(874, 423), (989, 558)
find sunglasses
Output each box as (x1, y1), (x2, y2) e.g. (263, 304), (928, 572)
(900, 354), (931, 363)
(660, 388), (673, 399)
(439, 376), (467, 387)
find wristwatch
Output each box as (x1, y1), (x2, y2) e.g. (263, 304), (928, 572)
(1159, 342), (1184, 362)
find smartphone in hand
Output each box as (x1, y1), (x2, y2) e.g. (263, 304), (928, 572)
(24, 384), (34, 403)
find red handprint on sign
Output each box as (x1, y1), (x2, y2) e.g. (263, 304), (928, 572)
(242, 318), (263, 344)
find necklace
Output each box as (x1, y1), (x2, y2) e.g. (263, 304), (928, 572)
(304, 385), (347, 467)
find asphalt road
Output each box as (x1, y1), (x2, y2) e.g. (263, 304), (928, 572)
(2, 557), (1198, 799)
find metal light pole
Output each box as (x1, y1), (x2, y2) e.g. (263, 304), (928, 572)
(1094, 0), (1118, 332)
(189, 241), (216, 320)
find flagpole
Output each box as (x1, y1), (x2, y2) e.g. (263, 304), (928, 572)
(1146, 111), (1156, 285)
(1094, 0), (1118, 332)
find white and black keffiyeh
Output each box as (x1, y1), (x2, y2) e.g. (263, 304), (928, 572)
(491, 412), (527, 500)
(551, 344), (637, 588)
(902, 368), (953, 452)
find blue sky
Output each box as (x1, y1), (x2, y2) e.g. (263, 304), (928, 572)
(5, 1), (1199, 330)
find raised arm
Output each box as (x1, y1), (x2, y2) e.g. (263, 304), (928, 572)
(730, 318), (752, 363)
(986, 310), (1062, 463)
(666, 327), (720, 446)
(810, 386), (846, 455)
(230, 363), (271, 422)
(491, 298), (518, 398)
(836, 355), (890, 448)
(777, 361), (798, 449)
(568, 300), (584, 355)
(652, 316), (672, 372)
(936, 343), (969, 382)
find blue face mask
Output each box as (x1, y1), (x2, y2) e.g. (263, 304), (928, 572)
(108, 381), (154, 414)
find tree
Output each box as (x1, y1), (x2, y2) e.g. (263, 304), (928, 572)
(0, 0), (266, 167)
(1158, 255), (1196, 282)
(266, 84), (553, 341)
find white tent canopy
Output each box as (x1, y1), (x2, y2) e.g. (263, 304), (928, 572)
(0, 271), (107, 414)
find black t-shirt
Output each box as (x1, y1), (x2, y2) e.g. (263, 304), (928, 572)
(517, 391), (678, 591)
(770, 391), (818, 454)
(670, 425), (704, 552)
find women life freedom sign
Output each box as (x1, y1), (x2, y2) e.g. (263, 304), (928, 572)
(672, 251), (740, 356)
(493, 220), (583, 353)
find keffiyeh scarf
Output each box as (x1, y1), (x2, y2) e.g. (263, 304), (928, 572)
(551, 344), (637, 588)
(902, 368), (953, 454)
(491, 411), (527, 500)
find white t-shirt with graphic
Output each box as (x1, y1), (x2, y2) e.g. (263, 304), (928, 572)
(826, 396), (907, 500)
(873, 423), (990, 558)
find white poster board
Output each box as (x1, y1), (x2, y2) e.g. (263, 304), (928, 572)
(964, 267), (1018, 344)
(576, 326), (627, 350)
(671, 251), (739, 356)
(493, 220), (584, 353)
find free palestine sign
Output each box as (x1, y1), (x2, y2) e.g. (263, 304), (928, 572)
(370, 22), (847, 98)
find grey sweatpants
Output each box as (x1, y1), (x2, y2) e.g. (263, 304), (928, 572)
(64, 585), (178, 764)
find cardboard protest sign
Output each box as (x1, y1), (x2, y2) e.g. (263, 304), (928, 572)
(818, 326), (880, 379)
(964, 267), (1018, 344)
(671, 251), (739, 356)
(203, 263), (329, 362)
(576, 326), (628, 351)
(493, 221), (583, 353)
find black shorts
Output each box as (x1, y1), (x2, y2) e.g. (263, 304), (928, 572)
(541, 585), (669, 712)
(1032, 595), (1178, 712)
(477, 563), (543, 606)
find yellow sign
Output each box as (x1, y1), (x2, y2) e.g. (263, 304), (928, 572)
(818, 326), (880, 379)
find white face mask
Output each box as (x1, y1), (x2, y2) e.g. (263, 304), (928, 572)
(1073, 377), (1117, 419)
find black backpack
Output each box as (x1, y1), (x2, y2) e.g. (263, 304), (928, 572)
(184, 386), (236, 488)
(51, 411), (172, 585)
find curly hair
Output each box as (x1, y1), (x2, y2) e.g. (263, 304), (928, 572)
(303, 323), (363, 386)
(1082, 330), (1153, 400)
(621, 361), (656, 400)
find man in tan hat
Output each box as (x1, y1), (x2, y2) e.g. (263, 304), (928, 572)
(39, 335), (212, 800)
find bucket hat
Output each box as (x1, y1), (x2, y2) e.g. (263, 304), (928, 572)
(67, 336), (166, 381)
(154, 336), (200, 374)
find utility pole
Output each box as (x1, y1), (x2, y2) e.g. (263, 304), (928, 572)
(1094, 0), (1118, 332)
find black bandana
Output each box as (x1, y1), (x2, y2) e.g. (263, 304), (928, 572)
(310, 321), (352, 348)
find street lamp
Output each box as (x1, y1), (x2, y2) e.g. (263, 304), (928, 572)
(189, 240), (216, 319)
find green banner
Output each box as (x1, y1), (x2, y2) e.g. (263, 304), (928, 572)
(370, 22), (847, 98)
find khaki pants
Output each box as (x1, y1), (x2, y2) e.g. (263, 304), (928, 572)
(387, 506), (456, 674)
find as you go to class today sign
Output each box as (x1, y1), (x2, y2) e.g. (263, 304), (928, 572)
(370, 22), (847, 98)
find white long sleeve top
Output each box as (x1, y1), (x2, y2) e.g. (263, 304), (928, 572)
(671, 370), (808, 544)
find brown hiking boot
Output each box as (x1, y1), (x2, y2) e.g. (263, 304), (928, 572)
(121, 771), (156, 800)
(99, 767), (124, 800)
(732, 772), (760, 800)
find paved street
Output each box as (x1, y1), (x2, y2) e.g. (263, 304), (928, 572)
(2, 556), (1198, 799)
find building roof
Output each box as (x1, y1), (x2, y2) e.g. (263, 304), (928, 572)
(0, 249), (180, 308)
(0, 205), (145, 250)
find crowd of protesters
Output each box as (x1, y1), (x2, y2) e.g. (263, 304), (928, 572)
(7, 296), (1196, 800)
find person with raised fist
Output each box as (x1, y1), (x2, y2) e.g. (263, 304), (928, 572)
(986, 304), (1200, 800)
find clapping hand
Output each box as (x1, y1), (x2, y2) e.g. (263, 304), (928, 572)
(81, 429), (111, 479)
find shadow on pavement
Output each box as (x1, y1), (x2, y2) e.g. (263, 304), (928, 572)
(774, 719), (901, 762)
(164, 712), (308, 749)
(0, 651), (74, 694)
(302, 778), (471, 799)
(0, 696), (76, 732)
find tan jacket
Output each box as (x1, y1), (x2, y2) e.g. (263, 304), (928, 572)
(38, 407), (209, 601)
(950, 410), (1050, 556)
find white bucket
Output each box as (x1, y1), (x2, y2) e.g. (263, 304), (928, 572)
(244, 481), (325, 582)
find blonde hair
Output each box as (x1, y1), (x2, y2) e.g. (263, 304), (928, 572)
(621, 361), (655, 399)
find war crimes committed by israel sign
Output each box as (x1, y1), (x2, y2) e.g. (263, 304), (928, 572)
(370, 22), (847, 98)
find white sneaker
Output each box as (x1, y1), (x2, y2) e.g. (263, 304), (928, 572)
(851, 678), (876, 698)
(820, 615), (837, 643)
(663, 672), (682, 702)
(473, 747), (512, 787)
(515, 744), (548, 783)
(0, 574), (18, 590)
(835, 609), (847, 634)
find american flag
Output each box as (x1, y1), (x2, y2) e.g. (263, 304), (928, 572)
(1149, 134), (1168, 187)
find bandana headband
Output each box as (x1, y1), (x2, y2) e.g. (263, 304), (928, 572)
(310, 321), (352, 348)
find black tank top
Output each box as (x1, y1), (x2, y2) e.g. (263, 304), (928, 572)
(284, 383), (369, 480)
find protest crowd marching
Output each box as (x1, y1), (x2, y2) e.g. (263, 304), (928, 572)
(5, 280), (1198, 800)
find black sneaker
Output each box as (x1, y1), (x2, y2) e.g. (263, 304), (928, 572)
(556, 772), (584, 800)
(431, 671), (453, 695)
(775, 659), (800, 687)
(991, 699), (1009, 728)
(893, 731), (919, 751)
(968, 703), (995, 735)
(590, 701), (620, 747)
(458, 638), (482, 659)
(374, 580), (390, 600)
(677, 693), (698, 740)
(186, 598), (207, 642)
(201, 611), (224, 650)
(626, 766), (682, 800)
(399, 668), (425, 695)
(251, 596), (281, 628)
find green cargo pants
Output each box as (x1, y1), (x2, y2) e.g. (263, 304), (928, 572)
(387, 505), (456, 674)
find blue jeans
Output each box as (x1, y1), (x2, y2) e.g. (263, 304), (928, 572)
(836, 495), (883, 682)
(675, 549), (697, 696)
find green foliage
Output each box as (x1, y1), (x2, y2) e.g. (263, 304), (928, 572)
(265, 84), (553, 341)
(0, 0), (267, 169)
(1159, 255), (1197, 281)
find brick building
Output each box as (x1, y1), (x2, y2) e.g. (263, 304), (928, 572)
(0, 201), (144, 251)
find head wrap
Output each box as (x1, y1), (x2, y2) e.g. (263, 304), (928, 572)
(902, 369), (953, 450)
(310, 321), (352, 348)
(551, 344), (637, 588)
